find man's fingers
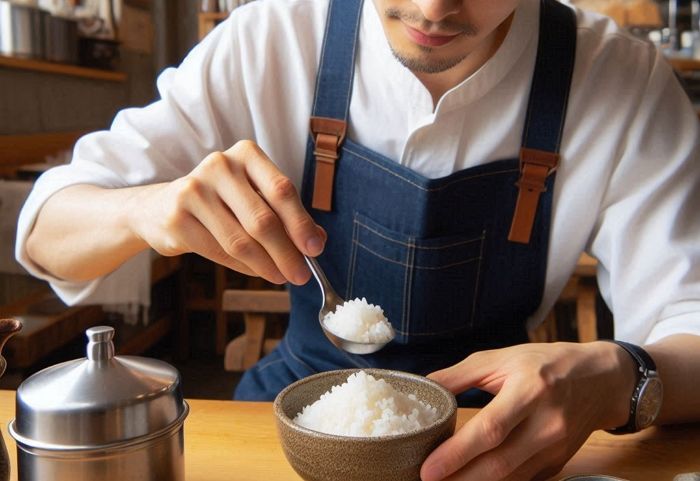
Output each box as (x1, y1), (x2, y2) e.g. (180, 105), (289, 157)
(182, 186), (286, 284)
(421, 383), (536, 481)
(219, 172), (307, 284)
(213, 143), (319, 285)
(174, 212), (260, 278)
(500, 447), (567, 481)
(428, 350), (503, 394)
(437, 414), (561, 481)
(227, 141), (325, 256)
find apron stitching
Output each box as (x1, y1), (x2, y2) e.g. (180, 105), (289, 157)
(414, 241), (482, 250)
(344, 147), (519, 191)
(356, 220), (483, 247)
(403, 236), (415, 337)
(470, 230), (487, 327)
(282, 337), (318, 374)
(257, 357), (285, 372)
(354, 242), (479, 270)
(311, 0), (335, 116)
(343, 1), (363, 121)
(356, 221), (411, 245)
(415, 258), (481, 270)
(355, 243), (408, 266)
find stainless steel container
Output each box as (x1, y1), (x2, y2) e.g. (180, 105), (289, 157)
(0, 1), (45, 59)
(8, 326), (189, 481)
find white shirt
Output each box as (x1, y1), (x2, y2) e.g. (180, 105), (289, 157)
(16, 0), (700, 345)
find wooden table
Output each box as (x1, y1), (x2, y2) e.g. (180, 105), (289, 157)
(1, 390), (698, 480)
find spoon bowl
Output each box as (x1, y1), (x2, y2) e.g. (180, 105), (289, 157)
(304, 256), (393, 355)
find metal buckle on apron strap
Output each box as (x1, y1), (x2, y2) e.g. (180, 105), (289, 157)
(508, 147), (559, 244)
(310, 117), (347, 211)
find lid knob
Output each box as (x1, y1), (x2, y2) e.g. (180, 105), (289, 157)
(86, 326), (115, 361)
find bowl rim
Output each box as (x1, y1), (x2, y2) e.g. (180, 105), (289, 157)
(273, 368), (457, 442)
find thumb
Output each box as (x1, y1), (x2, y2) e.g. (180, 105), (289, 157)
(317, 225), (328, 245)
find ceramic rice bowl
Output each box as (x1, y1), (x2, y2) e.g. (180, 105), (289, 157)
(273, 368), (457, 481)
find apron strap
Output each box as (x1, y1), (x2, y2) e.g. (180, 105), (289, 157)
(509, 0), (577, 244)
(310, 117), (347, 211)
(309, 0), (363, 212)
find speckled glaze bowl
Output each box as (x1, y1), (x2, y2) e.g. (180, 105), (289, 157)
(273, 368), (457, 481)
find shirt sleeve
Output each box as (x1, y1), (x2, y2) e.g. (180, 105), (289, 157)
(588, 48), (700, 344)
(15, 15), (251, 305)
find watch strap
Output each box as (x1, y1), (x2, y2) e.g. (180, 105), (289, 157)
(608, 340), (656, 373)
(602, 339), (657, 434)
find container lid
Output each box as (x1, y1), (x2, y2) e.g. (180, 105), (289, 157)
(11, 326), (187, 449)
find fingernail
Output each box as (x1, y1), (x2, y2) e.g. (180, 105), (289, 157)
(422, 463), (445, 481)
(306, 236), (324, 256)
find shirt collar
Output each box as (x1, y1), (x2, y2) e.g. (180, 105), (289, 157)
(359, 0), (540, 119)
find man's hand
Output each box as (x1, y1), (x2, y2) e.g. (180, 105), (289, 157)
(127, 140), (326, 285)
(420, 342), (637, 481)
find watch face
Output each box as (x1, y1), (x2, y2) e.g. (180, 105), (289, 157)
(636, 375), (663, 429)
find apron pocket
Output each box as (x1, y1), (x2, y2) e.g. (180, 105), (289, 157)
(347, 212), (485, 343)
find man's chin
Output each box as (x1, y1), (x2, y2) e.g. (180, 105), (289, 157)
(389, 47), (467, 74)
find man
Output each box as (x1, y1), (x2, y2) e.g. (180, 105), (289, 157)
(16, 0), (700, 480)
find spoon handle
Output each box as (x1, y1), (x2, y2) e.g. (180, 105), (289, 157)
(304, 255), (332, 298)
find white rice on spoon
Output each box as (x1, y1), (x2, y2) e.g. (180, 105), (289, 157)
(322, 297), (394, 344)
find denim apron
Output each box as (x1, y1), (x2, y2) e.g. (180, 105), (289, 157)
(235, 0), (576, 406)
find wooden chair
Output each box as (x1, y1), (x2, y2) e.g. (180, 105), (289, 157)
(221, 289), (289, 372)
(570, 253), (599, 342)
(529, 253), (599, 343)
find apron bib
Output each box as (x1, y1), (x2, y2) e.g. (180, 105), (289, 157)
(236, 0), (576, 406)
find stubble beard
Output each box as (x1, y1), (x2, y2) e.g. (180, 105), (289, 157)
(388, 45), (469, 74)
(385, 7), (475, 74)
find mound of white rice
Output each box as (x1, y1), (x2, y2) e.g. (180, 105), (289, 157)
(323, 297), (394, 344)
(293, 371), (439, 436)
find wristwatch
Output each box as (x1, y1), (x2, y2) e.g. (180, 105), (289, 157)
(605, 340), (663, 434)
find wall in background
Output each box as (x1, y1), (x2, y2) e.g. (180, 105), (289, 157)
(153, 0), (199, 78)
(0, 0), (203, 136)
(0, 50), (155, 135)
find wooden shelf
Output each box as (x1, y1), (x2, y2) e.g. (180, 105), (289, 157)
(0, 54), (126, 82)
(0, 131), (86, 172)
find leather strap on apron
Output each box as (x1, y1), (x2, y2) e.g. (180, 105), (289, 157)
(310, 117), (347, 211)
(309, 0), (363, 212)
(508, 147), (559, 243)
(508, 0), (576, 244)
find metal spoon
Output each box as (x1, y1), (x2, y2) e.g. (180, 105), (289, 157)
(304, 256), (394, 355)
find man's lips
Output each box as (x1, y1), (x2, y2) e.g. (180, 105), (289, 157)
(403, 24), (461, 47)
